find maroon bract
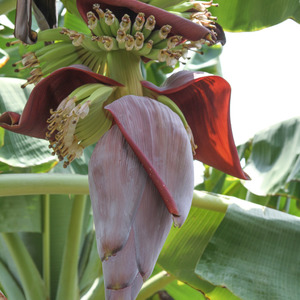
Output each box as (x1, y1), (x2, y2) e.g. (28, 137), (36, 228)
(76, 0), (226, 44)
(0, 66), (122, 139)
(142, 70), (249, 180)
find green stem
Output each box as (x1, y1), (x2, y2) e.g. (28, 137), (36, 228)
(42, 194), (51, 298)
(0, 174), (245, 213)
(55, 195), (87, 300)
(1, 233), (48, 300)
(192, 190), (233, 213)
(0, 174), (89, 196)
(283, 197), (291, 213)
(106, 50), (144, 96)
(275, 196), (281, 210)
(136, 271), (176, 300)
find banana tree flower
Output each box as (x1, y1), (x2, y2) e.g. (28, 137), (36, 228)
(3, 0), (249, 299)
(0, 66), (248, 298)
(89, 95), (194, 298)
(0, 66), (247, 179)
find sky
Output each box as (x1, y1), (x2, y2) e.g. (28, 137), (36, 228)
(220, 19), (300, 145)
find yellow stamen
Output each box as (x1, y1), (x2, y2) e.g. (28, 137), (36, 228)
(87, 11), (98, 30)
(120, 14), (131, 32)
(93, 4), (105, 18)
(145, 15), (156, 31)
(105, 9), (115, 25)
(125, 34), (135, 51)
(133, 13), (145, 31)
(134, 32), (144, 50)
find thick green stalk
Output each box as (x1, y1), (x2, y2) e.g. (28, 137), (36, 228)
(192, 190), (232, 213)
(137, 271), (176, 300)
(42, 194), (51, 298)
(106, 50), (144, 97)
(0, 174), (242, 213)
(55, 195), (87, 300)
(1, 233), (48, 300)
(0, 174), (89, 196)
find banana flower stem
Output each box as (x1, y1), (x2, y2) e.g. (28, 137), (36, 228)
(42, 194), (51, 298)
(56, 194), (87, 300)
(192, 190), (234, 213)
(0, 174), (89, 196)
(0, 174), (241, 212)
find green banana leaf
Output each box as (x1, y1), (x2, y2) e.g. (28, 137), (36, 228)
(0, 10), (33, 79)
(195, 202), (300, 300)
(164, 280), (205, 300)
(0, 232), (48, 300)
(0, 78), (56, 168)
(0, 260), (25, 300)
(158, 207), (240, 299)
(196, 166), (248, 200)
(183, 44), (223, 76)
(0, 193), (103, 300)
(63, 10), (90, 34)
(79, 232), (104, 298)
(0, 0), (16, 15)
(0, 195), (41, 232)
(243, 117), (300, 200)
(210, 0), (300, 31)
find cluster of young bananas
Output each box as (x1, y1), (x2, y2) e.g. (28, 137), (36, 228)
(13, 31), (85, 88)
(46, 82), (116, 167)
(12, 1), (219, 88)
(138, 0), (218, 31)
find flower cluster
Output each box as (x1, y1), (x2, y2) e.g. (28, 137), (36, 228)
(12, 0), (225, 88)
(1, 1), (248, 299)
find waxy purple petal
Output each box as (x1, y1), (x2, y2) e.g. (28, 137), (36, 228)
(89, 96), (192, 297)
(90, 126), (172, 298)
(89, 125), (148, 261)
(106, 96), (194, 225)
(142, 70), (249, 180)
(0, 66), (122, 139)
(77, 0), (225, 44)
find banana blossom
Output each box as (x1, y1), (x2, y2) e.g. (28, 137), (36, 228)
(0, 65), (248, 299)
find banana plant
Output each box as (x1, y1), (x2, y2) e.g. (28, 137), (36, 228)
(0, 0), (300, 300)
(0, 1), (248, 298)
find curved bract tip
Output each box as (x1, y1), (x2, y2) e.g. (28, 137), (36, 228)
(142, 70), (249, 180)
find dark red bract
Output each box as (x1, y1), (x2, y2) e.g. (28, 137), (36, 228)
(142, 70), (249, 180)
(76, 0), (226, 44)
